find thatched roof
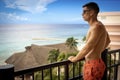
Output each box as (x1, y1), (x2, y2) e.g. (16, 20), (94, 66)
(5, 43), (78, 71)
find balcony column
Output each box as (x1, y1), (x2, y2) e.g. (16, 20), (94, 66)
(0, 64), (14, 80)
(101, 49), (108, 80)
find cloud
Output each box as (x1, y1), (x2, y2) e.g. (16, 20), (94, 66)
(0, 12), (29, 23)
(4, 0), (57, 13)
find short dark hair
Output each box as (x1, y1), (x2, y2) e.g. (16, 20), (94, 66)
(83, 2), (99, 14)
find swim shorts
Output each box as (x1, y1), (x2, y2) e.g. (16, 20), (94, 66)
(83, 58), (106, 80)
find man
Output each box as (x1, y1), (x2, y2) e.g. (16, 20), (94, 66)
(68, 2), (110, 80)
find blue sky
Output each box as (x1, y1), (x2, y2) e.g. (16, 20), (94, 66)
(0, 0), (120, 24)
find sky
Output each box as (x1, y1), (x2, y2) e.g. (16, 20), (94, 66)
(0, 0), (120, 24)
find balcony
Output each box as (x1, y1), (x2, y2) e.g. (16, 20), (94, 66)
(0, 49), (120, 80)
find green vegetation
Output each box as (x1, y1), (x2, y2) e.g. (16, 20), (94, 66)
(65, 37), (78, 50)
(34, 37), (84, 80)
(82, 36), (86, 41)
(47, 49), (60, 63)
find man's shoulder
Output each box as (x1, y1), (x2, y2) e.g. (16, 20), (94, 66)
(90, 23), (103, 33)
(95, 21), (104, 27)
(94, 21), (105, 30)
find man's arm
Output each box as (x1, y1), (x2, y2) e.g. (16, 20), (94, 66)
(68, 25), (103, 62)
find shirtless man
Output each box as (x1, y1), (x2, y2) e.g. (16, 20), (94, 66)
(68, 2), (110, 80)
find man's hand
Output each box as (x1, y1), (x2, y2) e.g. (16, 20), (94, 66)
(68, 56), (77, 62)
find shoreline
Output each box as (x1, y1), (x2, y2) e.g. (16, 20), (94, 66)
(0, 38), (84, 65)
(0, 41), (85, 65)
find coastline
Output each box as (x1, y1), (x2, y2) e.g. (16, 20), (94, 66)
(5, 42), (79, 71)
(0, 39), (85, 65)
(0, 24), (88, 65)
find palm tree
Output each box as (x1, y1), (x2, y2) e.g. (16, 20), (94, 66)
(57, 53), (66, 61)
(82, 36), (86, 42)
(47, 49), (60, 63)
(65, 37), (78, 50)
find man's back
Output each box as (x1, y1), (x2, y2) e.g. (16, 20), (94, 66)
(85, 21), (109, 61)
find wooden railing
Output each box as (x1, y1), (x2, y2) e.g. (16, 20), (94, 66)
(0, 49), (120, 80)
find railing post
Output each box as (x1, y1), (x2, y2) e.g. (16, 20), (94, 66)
(0, 64), (14, 80)
(101, 49), (108, 80)
(114, 67), (118, 80)
(64, 63), (69, 80)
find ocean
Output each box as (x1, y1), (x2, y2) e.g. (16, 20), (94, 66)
(0, 24), (89, 65)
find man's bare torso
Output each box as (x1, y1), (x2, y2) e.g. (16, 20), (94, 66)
(68, 21), (110, 62)
(85, 22), (109, 61)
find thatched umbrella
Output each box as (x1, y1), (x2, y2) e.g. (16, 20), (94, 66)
(30, 44), (58, 65)
(5, 44), (57, 71)
(6, 50), (38, 71)
(5, 52), (24, 65)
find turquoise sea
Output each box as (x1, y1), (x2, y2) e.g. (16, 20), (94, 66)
(0, 24), (89, 65)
